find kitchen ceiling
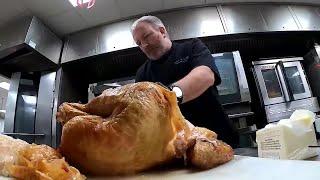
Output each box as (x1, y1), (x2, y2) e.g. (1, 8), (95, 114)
(0, 0), (320, 37)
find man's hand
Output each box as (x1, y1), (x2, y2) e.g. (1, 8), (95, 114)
(173, 66), (215, 104)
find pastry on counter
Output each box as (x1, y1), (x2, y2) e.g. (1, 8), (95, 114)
(0, 134), (85, 180)
(57, 82), (234, 176)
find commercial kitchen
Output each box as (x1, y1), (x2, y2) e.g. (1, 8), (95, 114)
(1, 0), (320, 179)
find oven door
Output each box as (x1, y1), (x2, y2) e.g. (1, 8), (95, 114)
(254, 61), (312, 105)
(213, 51), (250, 105)
(213, 52), (240, 104)
(254, 63), (284, 105)
(282, 61), (312, 101)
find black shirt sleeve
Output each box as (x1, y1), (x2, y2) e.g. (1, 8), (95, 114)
(189, 38), (221, 86)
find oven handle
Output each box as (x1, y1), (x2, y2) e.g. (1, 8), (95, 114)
(282, 62), (295, 102)
(275, 61), (294, 102)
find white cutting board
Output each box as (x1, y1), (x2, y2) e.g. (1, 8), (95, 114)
(89, 155), (320, 180)
(1, 155), (319, 180)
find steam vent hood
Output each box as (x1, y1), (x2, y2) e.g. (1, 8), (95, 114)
(0, 16), (62, 74)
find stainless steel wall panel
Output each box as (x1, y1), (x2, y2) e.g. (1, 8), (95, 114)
(34, 72), (56, 146)
(259, 5), (299, 31)
(233, 51), (251, 103)
(291, 6), (320, 30)
(0, 16), (62, 65)
(61, 28), (99, 63)
(51, 69), (61, 148)
(220, 5), (267, 33)
(4, 72), (21, 133)
(25, 17), (63, 64)
(98, 19), (137, 53)
(61, 4), (320, 63)
(0, 17), (31, 59)
(158, 6), (225, 40)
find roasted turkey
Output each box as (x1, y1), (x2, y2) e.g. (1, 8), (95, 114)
(57, 82), (234, 176)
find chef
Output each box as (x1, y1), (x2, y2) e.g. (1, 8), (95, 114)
(131, 15), (238, 147)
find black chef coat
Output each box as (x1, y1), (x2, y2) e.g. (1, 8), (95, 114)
(135, 38), (238, 147)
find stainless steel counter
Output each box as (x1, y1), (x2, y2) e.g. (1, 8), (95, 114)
(87, 155), (320, 179)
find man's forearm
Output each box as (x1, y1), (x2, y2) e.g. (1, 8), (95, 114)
(173, 66), (215, 103)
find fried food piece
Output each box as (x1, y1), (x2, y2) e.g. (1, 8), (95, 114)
(0, 135), (85, 180)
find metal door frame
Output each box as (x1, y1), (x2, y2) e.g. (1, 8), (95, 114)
(212, 51), (251, 103)
(253, 59), (312, 105)
(4, 72), (20, 133)
(283, 61), (312, 100)
(254, 63), (285, 105)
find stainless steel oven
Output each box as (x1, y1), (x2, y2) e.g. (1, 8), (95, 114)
(3, 72), (56, 146)
(304, 45), (320, 137)
(212, 51), (250, 105)
(88, 77), (135, 101)
(213, 51), (255, 147)
(253, 57), (320, 123)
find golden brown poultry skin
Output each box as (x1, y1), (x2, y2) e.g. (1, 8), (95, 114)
(57, 82), (234, 176)
(0, 135), (85, 180)
(187, 129), (234, 169)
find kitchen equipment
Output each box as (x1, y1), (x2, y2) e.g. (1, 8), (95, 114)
(304, 45), (320, 101)
(88, 76), (135, 101)
(0, 110), (4, 119)
(0, 16), (62, 73)
(316, 115), (320, 134)
(3, 72), (56, 146)
(0, 110), (4, 133)
(252, 57), (320, 123)
(212, 51), (251, 106)
(304, 45), (320, 138)
(212, 51), (255, 147)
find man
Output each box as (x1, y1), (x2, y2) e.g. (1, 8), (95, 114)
(131, 15), (238, 147)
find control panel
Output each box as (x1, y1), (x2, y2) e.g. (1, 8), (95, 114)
(265, 97), (320, 123)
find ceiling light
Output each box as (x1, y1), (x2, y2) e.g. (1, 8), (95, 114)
(0, 82), (10, 90)
(22, 95), (37, 105)
(68, 0), (95, 8)
(68, 0), (90, 7)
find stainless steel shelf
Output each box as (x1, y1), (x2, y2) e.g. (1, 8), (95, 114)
(228, 112), (255, 119)
(2, 133), (45, 136)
